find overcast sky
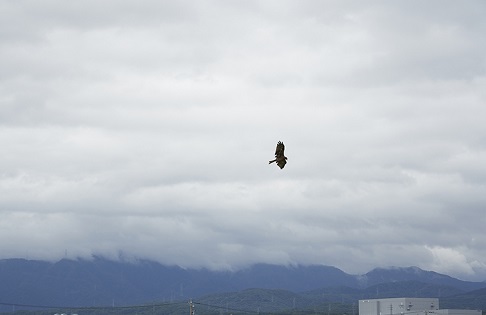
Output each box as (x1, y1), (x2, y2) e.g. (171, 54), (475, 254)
(1, 1), (486, 281)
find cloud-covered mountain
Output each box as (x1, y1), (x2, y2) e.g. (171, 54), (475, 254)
(1, 257), (485, 312)
(359, 266), (484, 291)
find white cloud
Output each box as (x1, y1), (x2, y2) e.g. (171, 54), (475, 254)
(425, 246), (480, 279)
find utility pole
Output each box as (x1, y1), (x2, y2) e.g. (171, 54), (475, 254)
(189, 300), (195, 315)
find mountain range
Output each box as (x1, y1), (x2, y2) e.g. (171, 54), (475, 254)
(0, 257), (485, 313)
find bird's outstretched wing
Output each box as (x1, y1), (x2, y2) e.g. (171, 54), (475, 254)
(275, 141), (285, 157)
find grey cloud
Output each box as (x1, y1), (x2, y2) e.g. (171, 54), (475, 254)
(1, 1), (486, 282)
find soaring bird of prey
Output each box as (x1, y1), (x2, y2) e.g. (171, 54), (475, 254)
(269, 141), (287, 169)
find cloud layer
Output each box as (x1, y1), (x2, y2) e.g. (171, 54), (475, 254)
(1, 1), (486, 281)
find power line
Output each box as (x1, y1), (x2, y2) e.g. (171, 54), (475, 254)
(193, 301), (261, 314)
(0, 300), (187, 311)
(0, 301), (68, 309)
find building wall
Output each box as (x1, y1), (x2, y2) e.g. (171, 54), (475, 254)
(436, 310), (482, 315)
(359, 298), (439, 315)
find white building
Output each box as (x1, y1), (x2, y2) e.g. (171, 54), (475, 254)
(359, 298), (481, 315)
(436, 310), (482, 315)
(359, 298), (438, 315)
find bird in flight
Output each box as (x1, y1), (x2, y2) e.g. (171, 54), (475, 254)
(269, 141), (287, 169)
